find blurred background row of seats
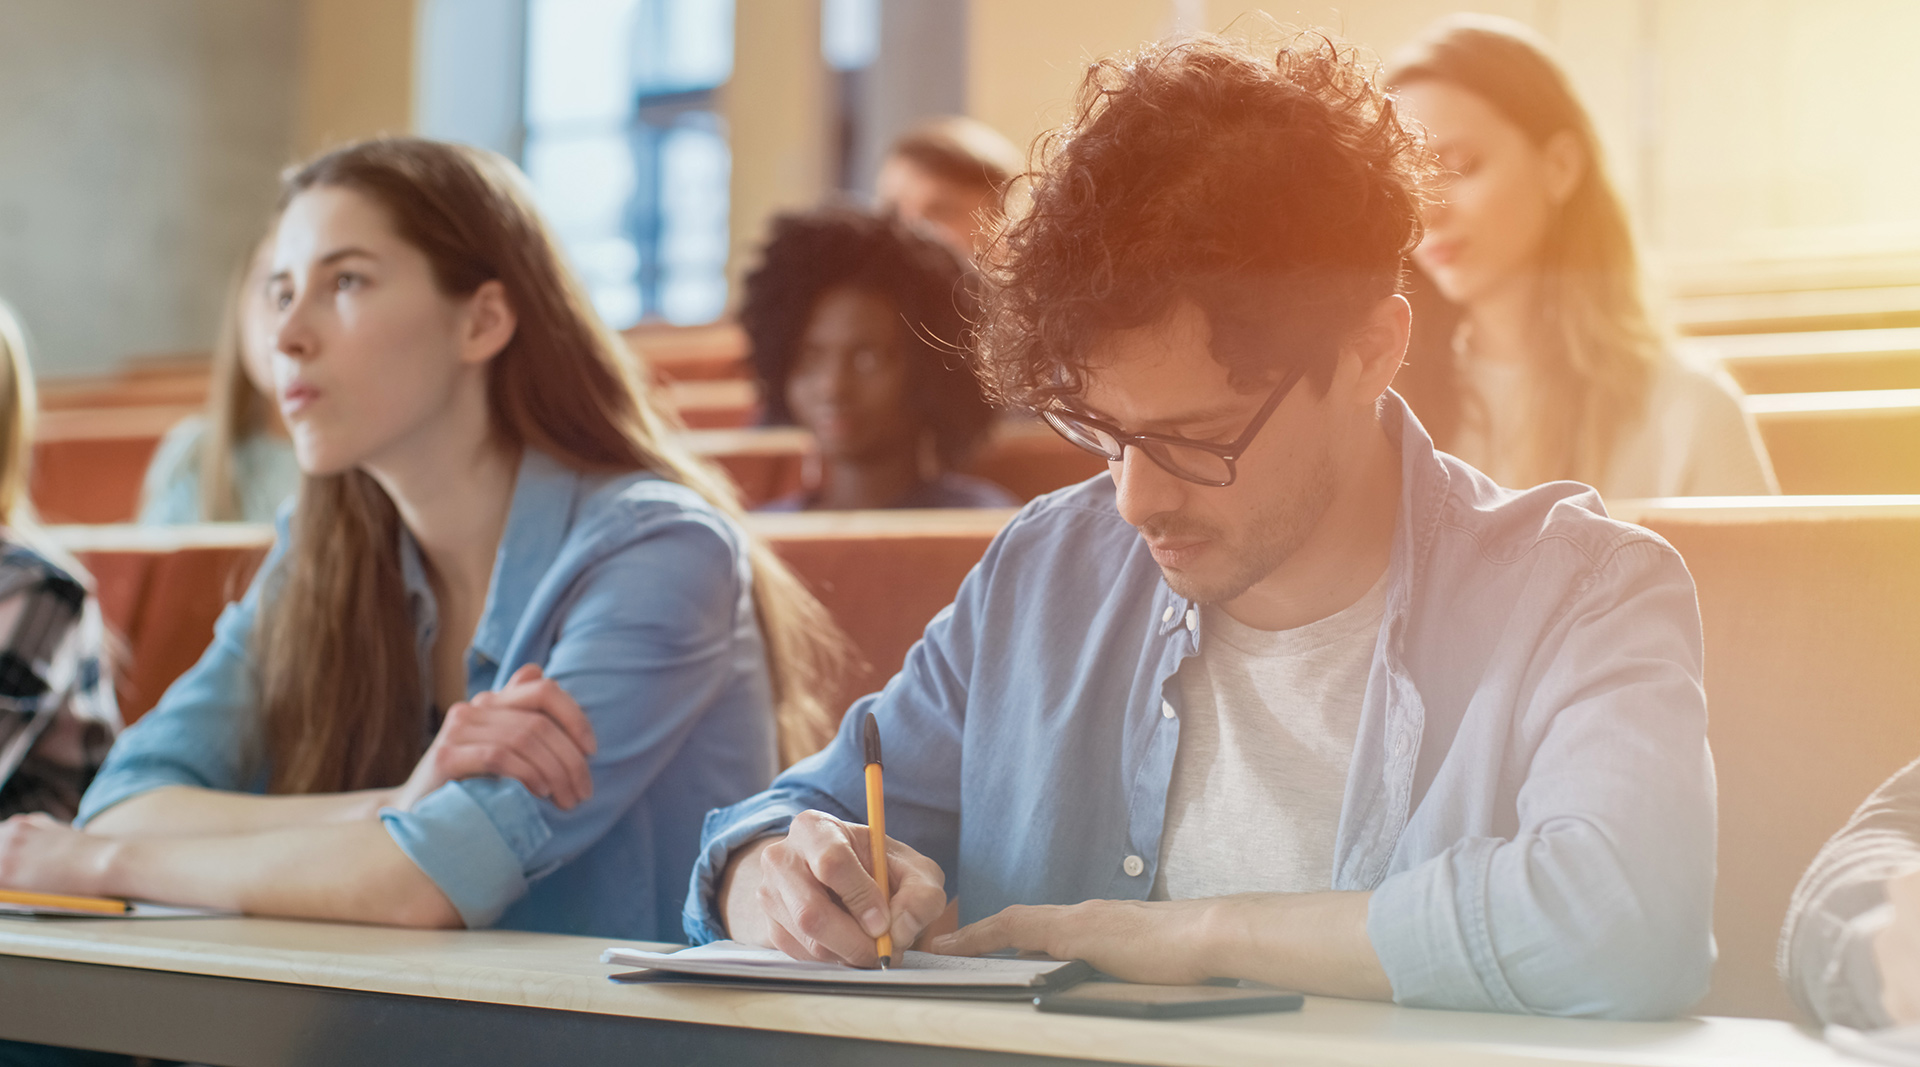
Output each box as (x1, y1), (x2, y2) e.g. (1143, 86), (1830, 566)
(32, 304), (1920, 524)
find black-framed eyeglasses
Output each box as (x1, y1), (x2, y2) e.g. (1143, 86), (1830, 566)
(1039, 365), (1306, 487)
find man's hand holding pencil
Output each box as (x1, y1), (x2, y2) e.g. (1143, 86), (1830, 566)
(716, 805), (947, 968)
(714, 717), (944, 967)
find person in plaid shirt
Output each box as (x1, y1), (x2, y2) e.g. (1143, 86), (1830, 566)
(0, 302), (119, 824)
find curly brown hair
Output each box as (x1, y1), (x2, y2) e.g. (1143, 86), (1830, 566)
(978, 31), (1433, 408)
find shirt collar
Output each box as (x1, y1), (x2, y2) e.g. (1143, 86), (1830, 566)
(1382, 387), (1451, 620)
(469, 448), (580, 667)
(1154, 586), (1196, 638)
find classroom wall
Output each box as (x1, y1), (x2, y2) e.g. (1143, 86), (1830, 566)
(298, 0), (416, 157)
(0, 0), (301, 378)
(857, 0), (971, 191)
(966, 0), (1176, 162)
(721, 0), (832, 300)
(13, 1), (1920, 374)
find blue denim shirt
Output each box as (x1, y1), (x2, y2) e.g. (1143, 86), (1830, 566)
(687, 394), (1716, 1020)
(80, 449), (777, 941)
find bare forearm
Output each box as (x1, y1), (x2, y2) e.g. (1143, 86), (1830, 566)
(1207, 891), (1391, 1000)
(716, 836), (778, 943)
(99, 822), (461, 928)
(85, 786), (396, 838)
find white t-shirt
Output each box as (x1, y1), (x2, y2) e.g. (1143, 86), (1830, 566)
(1151, 574), (1388, 901)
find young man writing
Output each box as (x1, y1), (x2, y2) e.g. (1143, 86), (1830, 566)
(685, 33), (1715, 1019)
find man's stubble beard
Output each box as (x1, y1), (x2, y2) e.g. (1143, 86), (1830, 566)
(1146, 448), (1339, 607)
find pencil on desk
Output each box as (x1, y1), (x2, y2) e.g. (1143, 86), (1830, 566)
(0, 888), (130, 915)
(862, 711), (893, 969)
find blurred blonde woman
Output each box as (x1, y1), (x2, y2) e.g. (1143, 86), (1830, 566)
(0, 301), (119, 822)
(138, 232), (301, 523)
(1388, 15), (1777, 498)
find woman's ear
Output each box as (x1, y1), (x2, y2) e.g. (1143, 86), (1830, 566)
(461, 280), (518, 365)
(1541, 129), (1586, 207)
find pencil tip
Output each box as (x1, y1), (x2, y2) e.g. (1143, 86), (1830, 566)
(879, 956), (892, 970)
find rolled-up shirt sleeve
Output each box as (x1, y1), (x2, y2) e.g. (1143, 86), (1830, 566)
(682, 516), (1001, 944)
(1367, 536), (1717, 1020)
(379, 511), (763, 929)
(1780, 757), (1920, 1029)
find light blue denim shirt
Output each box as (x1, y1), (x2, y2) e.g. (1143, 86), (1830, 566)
(687, 393), (1716, 1020)
(81, 449), (777, 941)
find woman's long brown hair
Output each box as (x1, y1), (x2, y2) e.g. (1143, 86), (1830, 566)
(259, 138), (846, 794)
(1388, 16), (1662, 486)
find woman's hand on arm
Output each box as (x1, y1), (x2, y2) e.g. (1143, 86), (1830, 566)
(87, 664), (596, 839)
(931, 891), (1392, 1000)
(0, 812), (461, 928)
(389, 664), (597, 813)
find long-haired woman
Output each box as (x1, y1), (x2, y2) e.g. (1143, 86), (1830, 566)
(138, 231), (302, 524)
(1388, 15), (1777, 497)
(0, 138), (842, 939)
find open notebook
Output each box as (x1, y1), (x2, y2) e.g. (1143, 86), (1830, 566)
(603, 940), (1092, 1001)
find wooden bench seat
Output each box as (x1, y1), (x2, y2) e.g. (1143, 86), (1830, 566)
(1675, 284), (1920, 336)
(681, 421), (1109, 508)
(53, 508), (1014, 723)
(30, 405), (200, 524)
(58, 523), (272, 719)
(623, 322), (748, 382)
(1615, 496), (1920, 1019)
(32, 416), (1101, 528)
(661, 378), (758, 429)
(1682, 327), (1920, 394)
(39, 353), (213, 411)
(1750, 388), (1920, 494)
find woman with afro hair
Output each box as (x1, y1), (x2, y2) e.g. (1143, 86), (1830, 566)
(741, 207), (1014, 511)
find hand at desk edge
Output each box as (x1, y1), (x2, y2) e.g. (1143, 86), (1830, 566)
(931, 891), (1391, 999)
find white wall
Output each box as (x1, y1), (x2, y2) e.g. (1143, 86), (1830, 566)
(0, 0), (301, 378)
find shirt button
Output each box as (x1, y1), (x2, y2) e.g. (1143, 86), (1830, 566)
(1123, 854), (1145, 877)
(1161, 605), (1174, 624)
(1161, 700), (1176, 720)
(1185, 608), (1199, 632)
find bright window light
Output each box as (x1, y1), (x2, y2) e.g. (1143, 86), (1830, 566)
(524, 0), (734, 327)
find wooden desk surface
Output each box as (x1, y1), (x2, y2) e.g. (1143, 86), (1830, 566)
(0, 916), (1853, 1066)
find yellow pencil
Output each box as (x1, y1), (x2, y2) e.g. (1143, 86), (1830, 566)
(862, 711), (893, 969)
(0, 888), (129, 915)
